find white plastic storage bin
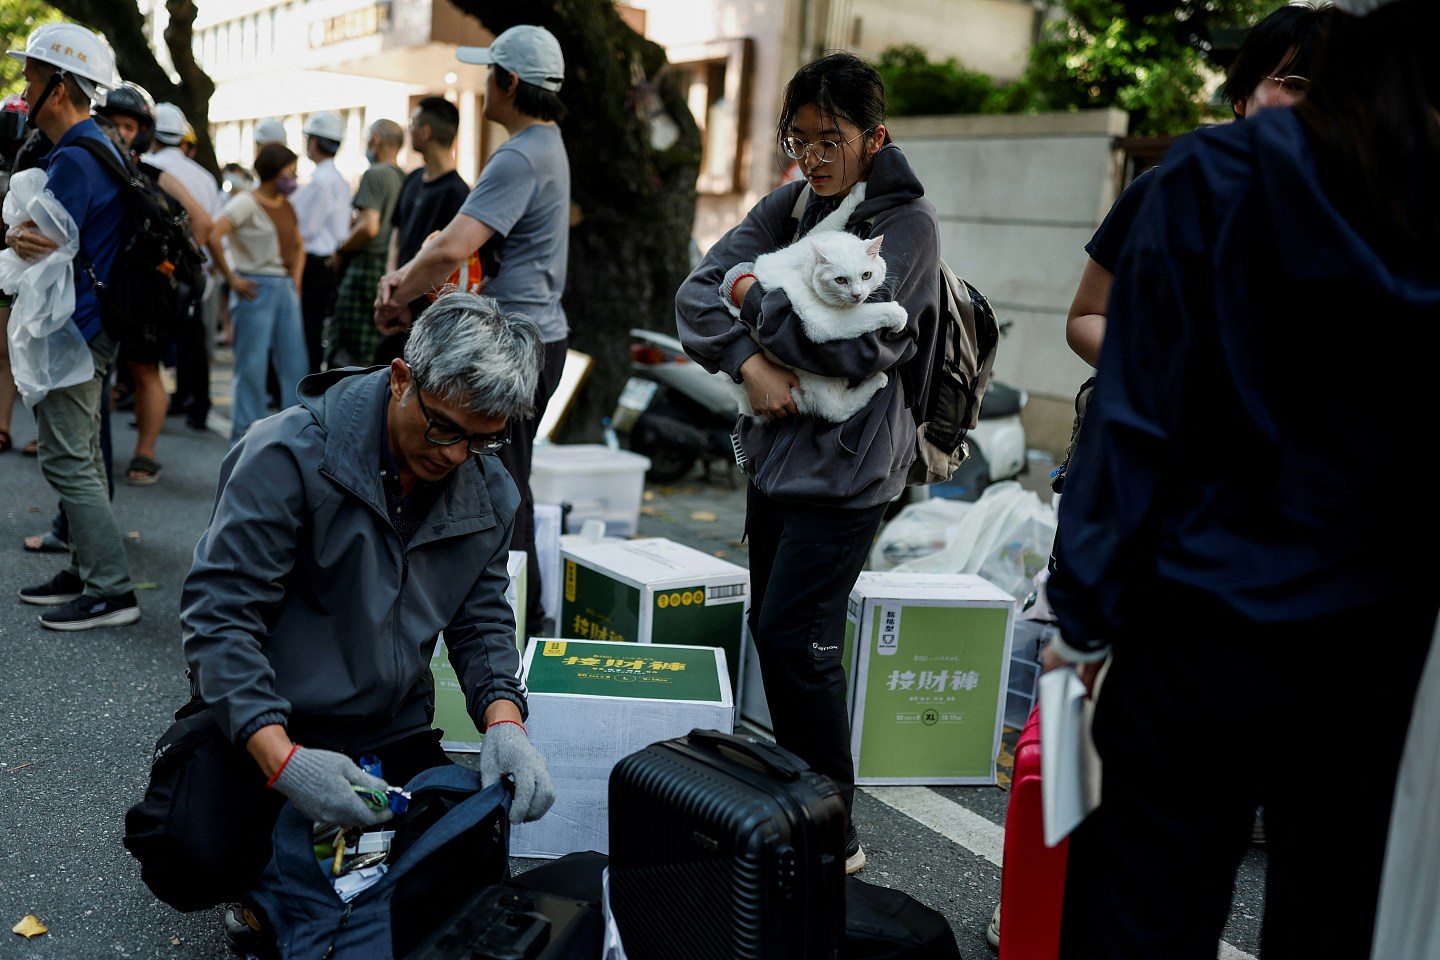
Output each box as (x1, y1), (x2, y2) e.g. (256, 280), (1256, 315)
(530, 444), (652, 537)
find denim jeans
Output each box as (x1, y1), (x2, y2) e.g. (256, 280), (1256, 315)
(230, 273), (307, 444)
(34, 328), (131, 597)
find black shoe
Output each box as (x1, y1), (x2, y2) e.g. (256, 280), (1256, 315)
(18, 569), (84, 606)
(38, 592), (140, 631)
(845, 823), (867, 875)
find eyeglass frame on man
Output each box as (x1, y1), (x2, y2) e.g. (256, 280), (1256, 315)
(1263, 74), (1311, 95)
(411, 384), (509, 455)
(781, 129), (869, 164)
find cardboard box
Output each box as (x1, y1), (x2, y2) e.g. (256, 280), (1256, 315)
(510, 637), (734, 858)
(559, 538), (748, 702)
(846, 572), (1015, 785)
(431, 551), (527, 752)
(530, 443), (651, 537)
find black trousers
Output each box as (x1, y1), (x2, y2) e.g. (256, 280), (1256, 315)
(300, 253), (340, 374)
(171, 302), (210, 426)
(1059, 583), (1436, 960)
(497, 338), (568, 625)
(744, 486), (888, 818)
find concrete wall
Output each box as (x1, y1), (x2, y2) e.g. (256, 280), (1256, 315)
(848, 0), (1036, 81)
(888, 110), (1128, 454)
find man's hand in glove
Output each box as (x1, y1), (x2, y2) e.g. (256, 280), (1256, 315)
(479, 720), (555, 823)
(269, 746), (395, 828)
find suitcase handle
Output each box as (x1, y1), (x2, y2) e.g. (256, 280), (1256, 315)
(685, 728), (806, 781)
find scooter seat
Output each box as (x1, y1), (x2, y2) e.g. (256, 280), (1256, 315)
(978, 382), (1024, 419)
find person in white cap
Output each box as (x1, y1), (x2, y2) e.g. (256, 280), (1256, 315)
(253, 116), (286, 153)
(376, 24), (571, 632)
(290, 110), (350, 372)
(5, 22), (143, 630)
(1045, 1), (1440, 957)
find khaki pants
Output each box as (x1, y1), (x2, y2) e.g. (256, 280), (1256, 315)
(35, 328), (132, 597)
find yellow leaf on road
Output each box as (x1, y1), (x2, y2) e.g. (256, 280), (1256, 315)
(690, 511), (718, 523)
(12, 915), (47, 938)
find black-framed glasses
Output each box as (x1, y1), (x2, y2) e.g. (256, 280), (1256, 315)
(1264, 75), (1311, 96)
(782, 130), (867, 164)
(412, 385), (509, 455)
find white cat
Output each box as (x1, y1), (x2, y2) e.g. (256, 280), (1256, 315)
(727, 183), (908, 423)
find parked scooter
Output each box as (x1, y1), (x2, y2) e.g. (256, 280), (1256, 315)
(610, 328), (738, 483)
(610, 326), (1028, 493)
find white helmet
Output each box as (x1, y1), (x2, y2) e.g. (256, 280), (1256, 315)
(6, 23), (116, 106)
(254, 117), (286, 146)
(153, 101), (187, 144)
(302, 111), (344, 143)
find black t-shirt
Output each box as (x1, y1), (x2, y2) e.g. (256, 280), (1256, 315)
(1084, 168), (1158, 272)
(394, 168), (470, 266)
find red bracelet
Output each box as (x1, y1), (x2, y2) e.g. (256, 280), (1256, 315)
(486, 719), (527, 735)
(265, 743), (300, 789)
(730, 273), (756, 307)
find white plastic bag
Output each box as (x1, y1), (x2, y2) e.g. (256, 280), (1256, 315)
(868, 496), (973, 571)
(887, 481), (1058, 603)
(0, 167), (92, 408)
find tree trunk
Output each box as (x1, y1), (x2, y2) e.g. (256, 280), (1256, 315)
(449, 1), (702, 442)
(46, 0), (219, 179)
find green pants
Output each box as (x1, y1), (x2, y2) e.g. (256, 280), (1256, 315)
(35, 329), (132, 597)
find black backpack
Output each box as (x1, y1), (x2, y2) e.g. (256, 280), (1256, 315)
(70, 136), (206, 350)
(900, 263), (1001, 485)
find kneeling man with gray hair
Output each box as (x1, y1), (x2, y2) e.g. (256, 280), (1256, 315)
(180, 292), (553, 911)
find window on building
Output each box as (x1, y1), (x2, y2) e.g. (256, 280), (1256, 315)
(668, 39), (752, 195)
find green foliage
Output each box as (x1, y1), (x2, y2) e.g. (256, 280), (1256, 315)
(0, 0), (62, 96)
(1002, 0), (1274, 135)
(876, 44), (996, 117)
(873, 2), (1278, 134)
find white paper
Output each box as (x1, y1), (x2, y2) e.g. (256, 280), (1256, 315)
(1038, 665), (1103, 847)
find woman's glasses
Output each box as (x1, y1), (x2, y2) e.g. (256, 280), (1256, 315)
(412, 386), (509, 455)
(782, 130), (867, 164)
(1264, 75), (1311, 96)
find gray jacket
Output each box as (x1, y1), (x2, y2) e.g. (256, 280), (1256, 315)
(675, 144), (941, 508)
(181, 367), (527, 753)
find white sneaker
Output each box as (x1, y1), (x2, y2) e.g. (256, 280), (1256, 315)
(986, 903), (1000, 950)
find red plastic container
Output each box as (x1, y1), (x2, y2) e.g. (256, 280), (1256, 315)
(999, 705), (1069, 960)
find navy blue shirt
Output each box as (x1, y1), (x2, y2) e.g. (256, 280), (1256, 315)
(42, 118), (124, 341)
(1049, 108), (1440, 653)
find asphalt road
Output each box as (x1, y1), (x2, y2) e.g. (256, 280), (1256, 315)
(0, 405), (1267, 959)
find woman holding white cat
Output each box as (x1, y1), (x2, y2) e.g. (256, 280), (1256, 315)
(676, 52), (943, 875)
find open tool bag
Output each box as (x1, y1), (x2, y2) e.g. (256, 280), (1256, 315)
(249, 764), (512, 960)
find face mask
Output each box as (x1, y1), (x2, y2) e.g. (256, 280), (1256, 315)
(365, 148), (377, 164)
(275, 175), (298, 196)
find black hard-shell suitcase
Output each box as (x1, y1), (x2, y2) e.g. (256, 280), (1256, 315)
(608, 728), (848, 960)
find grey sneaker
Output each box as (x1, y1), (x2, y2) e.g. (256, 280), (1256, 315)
(38, 592), (140, 631)
(19, 569), (84, 605)
(844, 823), (867, 875)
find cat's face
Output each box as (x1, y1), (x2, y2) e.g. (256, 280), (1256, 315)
(808, 234), (887, 306)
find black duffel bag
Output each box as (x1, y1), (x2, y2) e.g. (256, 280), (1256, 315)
(122, 700), (283, 912)
(843, 876), (962, 960)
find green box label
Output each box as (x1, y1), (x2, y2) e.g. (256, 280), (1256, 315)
(855, 603), (1010, 780)
(562, 559), (640, 643)
(527, 640), (723, 702)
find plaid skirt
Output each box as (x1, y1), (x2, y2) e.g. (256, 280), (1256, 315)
(325, 251), (387, 367)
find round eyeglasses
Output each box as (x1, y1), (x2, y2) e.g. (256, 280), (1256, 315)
(1263, 75), (1311, 96)
(781, 130), (867, 164)
(412, 386), (509, 455)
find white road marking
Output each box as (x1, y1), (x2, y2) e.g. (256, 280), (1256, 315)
(861, 785), (1259, 960)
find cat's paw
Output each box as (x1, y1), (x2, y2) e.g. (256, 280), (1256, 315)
(881, 302), (908, 331)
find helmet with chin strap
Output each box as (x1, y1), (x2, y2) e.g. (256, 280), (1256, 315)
(6, 23), (116, 121)
(96, 80), (156, 153)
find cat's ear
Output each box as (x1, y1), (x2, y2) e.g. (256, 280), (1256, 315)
(865, 235), (885, 257)
(809, 238), (831, 264)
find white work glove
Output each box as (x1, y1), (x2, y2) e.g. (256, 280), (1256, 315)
(270, 747), (395, 828)
(479, 720), (555, 824)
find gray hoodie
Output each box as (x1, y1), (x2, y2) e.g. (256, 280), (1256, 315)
(181, 367), (526, 753)
(675, 144), (941, 508)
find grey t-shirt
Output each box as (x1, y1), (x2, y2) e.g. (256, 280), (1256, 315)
(459, 124), (570, 342)
(353, 162), (406, 257)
